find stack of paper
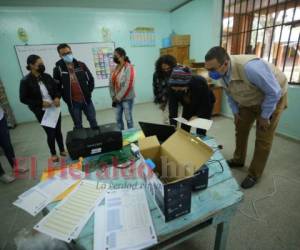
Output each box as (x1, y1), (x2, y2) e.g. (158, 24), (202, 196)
(13, 170), (84, 216)
(34, 180), (107, 243)
(94, 188), (157, 250)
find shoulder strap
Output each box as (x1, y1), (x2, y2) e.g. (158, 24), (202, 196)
(122, 63), (135, 99)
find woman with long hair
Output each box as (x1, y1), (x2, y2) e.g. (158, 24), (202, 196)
(153, 55), (177, 124)
(20, 54), (67, 162)
(110, 47), (135, 130)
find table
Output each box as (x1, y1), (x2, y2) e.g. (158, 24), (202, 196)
(46, 136), (243, 250)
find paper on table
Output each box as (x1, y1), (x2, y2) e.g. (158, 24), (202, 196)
(14, 170), (84, 216)
(94, 205), (106, 250)
(41, 106), (61, 128)
(99, 188), (157, 250)
(34, 180), (107, 243)
(36, 174), (80, 199)
(40, 160), (83, 202)
(174, 117), (213, 130)
(13, 190), (50, 216)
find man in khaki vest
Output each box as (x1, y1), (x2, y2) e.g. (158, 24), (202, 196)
(205, 46), (288, 189)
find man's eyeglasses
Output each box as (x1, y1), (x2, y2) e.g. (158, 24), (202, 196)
(206, 62), (226, 72)
(61, 51), (72, 56)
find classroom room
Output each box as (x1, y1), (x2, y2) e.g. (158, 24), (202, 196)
(0, 0), (300, 249)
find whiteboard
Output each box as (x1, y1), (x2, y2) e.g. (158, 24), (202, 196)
(15, 42), (115, 88)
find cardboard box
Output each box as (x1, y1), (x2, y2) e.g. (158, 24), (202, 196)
(171, 35), (191, 46)
(139, 129), (213, 221)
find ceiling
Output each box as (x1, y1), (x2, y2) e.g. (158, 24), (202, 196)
(0, 0), (192, 12)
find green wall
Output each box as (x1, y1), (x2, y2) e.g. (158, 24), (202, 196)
(0, 7), (171, 123)
(1, 1), (298, 141)
(171, 0), (299, 141)
(221, 87), (300, 141)
(170, 0), (222, 61)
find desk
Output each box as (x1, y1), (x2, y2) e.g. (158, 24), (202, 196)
(46, 136), (243, 250)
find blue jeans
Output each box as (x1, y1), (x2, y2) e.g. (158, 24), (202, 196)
(0, 116), (15, 175)
(68, 100), (98, 129)
(115, 99), (134, 130)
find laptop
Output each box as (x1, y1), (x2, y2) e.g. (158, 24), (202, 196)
(139, 121), (176, 143)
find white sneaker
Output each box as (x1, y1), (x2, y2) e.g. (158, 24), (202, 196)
(0, 174), (16, 184)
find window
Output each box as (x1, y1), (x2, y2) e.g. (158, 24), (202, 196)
(221, 0), (300, 84)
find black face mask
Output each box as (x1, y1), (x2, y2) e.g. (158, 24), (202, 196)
(37, 64), (45, 74)
(113, 56), (120, 64)
(164, 71), (172, 78)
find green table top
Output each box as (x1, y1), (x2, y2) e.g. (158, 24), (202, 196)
(47, 135), (243, 249)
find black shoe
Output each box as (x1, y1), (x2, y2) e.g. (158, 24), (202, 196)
(92, 126), (100, 130)
(227, 159), (244, 168)
(241, 176), (257, 189)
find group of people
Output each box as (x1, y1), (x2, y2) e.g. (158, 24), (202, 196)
(153, 46), (287, 189)
(0, 45), (287, 189)
(0, 44), (135, 183)
(20, 44), (136, 159)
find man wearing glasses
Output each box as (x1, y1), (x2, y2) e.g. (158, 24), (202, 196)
(205, 46), (288, 189)
(53, 43), (98, 129)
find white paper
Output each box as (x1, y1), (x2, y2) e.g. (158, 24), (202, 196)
(19, 170), (84, 200)
(41, 106), (61, 128)
(34, 180), (107, 243)
(94, 205), (106, 250)
(98, 188), (157, 250)
(13, 190), (50, 216)
(174, 117), (213, 130)
(14, 170), (84, 216)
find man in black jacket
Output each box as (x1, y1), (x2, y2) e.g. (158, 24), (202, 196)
(53, 43), (98, 129)
(168, 66), (215, 136)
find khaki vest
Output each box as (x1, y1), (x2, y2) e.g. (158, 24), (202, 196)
(224, 55), (288, 107)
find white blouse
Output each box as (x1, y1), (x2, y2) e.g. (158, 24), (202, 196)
(38, 81), (53, 103)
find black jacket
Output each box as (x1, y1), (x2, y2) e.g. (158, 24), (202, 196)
(53, 59), (94, 105)
(20, 73), (60, 121)
(169, 75), (216, 125)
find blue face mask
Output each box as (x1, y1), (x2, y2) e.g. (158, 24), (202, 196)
(209, 70), (223, 80)
(63, 54), (74, 63)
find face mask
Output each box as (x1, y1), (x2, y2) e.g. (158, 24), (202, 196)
(164, 70), (172, 78)
(63, 54), (74, 63)
(209, 70), (223, 80)
(113, 56), (120, 64)
(37, 64), (45, 74)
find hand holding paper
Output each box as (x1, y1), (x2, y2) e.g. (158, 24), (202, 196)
(53, 98), (60, 107)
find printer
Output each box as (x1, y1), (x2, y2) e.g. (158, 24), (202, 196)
(66, 123), (123, 160)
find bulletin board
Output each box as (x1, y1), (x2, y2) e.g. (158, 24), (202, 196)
(15, 42), (115, 88)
